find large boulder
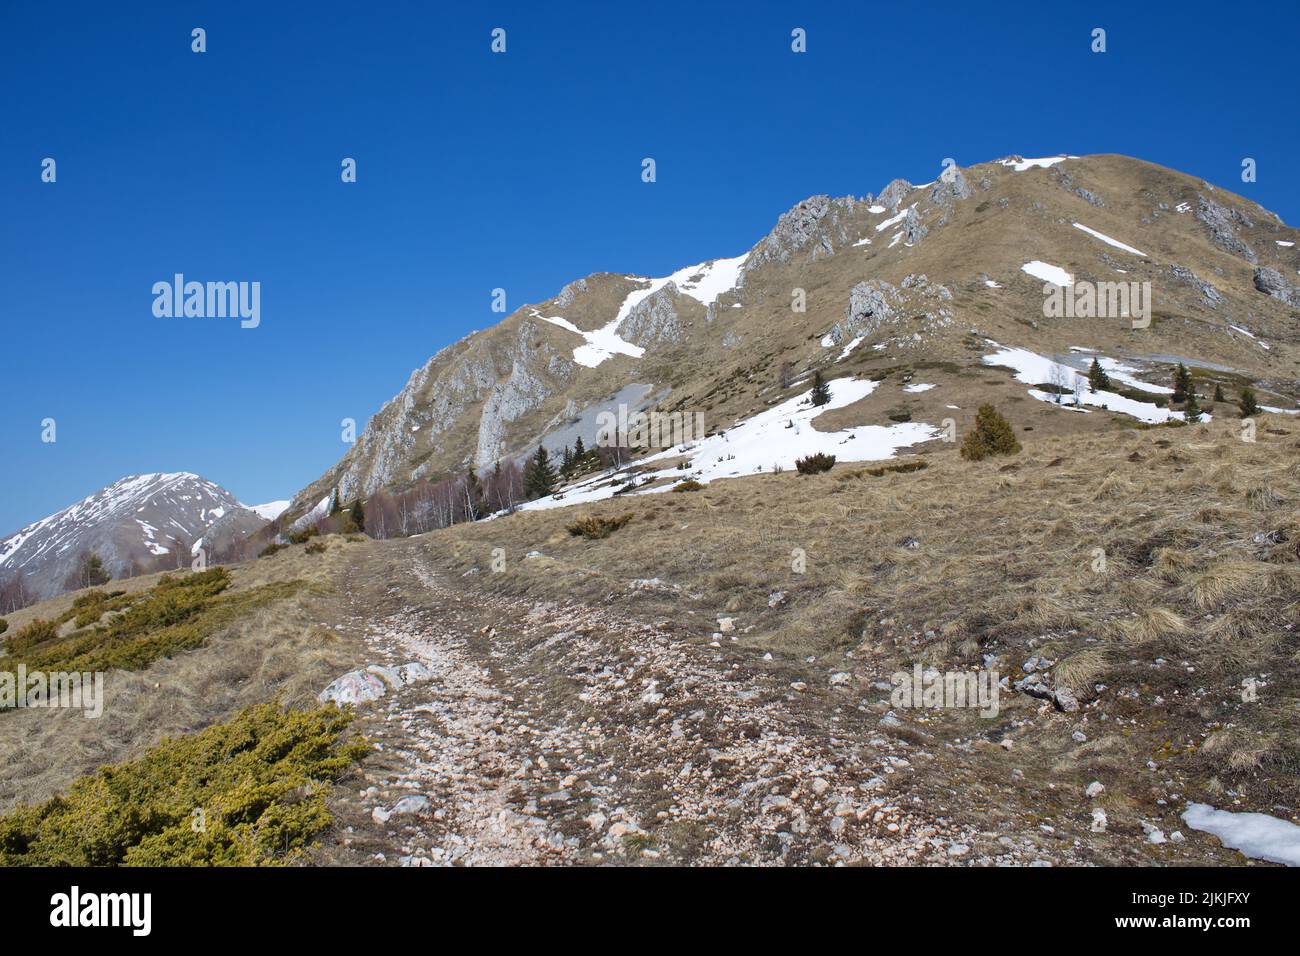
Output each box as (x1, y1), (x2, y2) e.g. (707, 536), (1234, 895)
(318, 669), (387, 706)
(1253, 266), (1300, 306)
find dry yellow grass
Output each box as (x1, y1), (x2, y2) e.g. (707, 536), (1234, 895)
(404, 411), (1300, 814)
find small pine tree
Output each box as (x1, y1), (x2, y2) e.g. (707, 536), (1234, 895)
(1183, 390), (1202, 422)
(1239, 387), (1260, 418)
(810, 371), (831, 407)
(1087, 358), (1110, 393)
(350, 499), (365, 533)
(1171, 363), (1191, 404)
(1214, 384), (1226, 403)
(573, 436), (586, 458)
(524, 446), (557, 499)
(560, 444), (574, 477)
(960, 404), (1021, 461)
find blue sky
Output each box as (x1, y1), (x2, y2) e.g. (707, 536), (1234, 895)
(2, 0), (1298, 532)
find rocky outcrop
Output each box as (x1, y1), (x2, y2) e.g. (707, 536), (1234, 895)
(1051, 167), (1105, 207)
(829, 275), (953, 346)
(1252, 266), (1300, 307)
(1197, 196), (1257, 263)
(743, 195), (861, 273)
(877, 178), (913, 211)
(903, 206), (928, 245)
(555, 277), (589, 309)
(1169, 265), (1223, 309)
(833, 280), (898, 343)
(617, 282), (685, 347)
(474, 322), (568, 469)
(929, 164), (973, 206)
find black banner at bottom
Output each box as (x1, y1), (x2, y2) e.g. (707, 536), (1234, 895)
(0, 864), (1281, 941)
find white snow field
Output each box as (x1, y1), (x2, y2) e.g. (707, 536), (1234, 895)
(247, 500), (291, 521)
(999, 155), (1074, 172)
(1072, 222), (1147, 256)
(536, 254), (749, 369)
(519, 377), (935, 513)
(1182, 803), (1300, 867)
(1021, 260), (1074, 286)
(982, 342), (1196, 425)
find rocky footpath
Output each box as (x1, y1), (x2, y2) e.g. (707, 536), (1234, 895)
(310, 549), (1105, 867)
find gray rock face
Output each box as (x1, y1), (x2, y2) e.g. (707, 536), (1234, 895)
(1051, 168), (1105, 207)
(555, 277), (589, 309)
(929, 164), (973, 205)
(617, 281), (684, 346)
(1253, 266), (1300, 306)
(1197, 196), (1257, 263)
(329, 340), (498, 504)
(903, 206), (928, 245)
(1170, 265), (1223, 308)
(877, 178), (913, 211)
(475, 324), (560, 469)
(836, 280), (898, 342)
(744, 195), (859, 273)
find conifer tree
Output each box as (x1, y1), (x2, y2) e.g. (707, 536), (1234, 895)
(1172, 363), (1192, 404)
(1214, 384), (1226, 403)
(1183, 390), (1202, 422)
(350, 499), (366, 533)
(810, 371), (831, 407)
(1239, 387), (1260, 418)
(1087, 358), (1110, 393)
(524, 446), (557, 499)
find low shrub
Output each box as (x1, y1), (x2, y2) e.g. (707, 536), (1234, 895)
(1, 568), (302, 681)
(287, 526), (320, 545)
(960, 405), (1021, 461)
(0, 701), (367, 866)
(672, 479), (705, 493)
(795, 453), (836, 475)
(567, 514), (633, 539)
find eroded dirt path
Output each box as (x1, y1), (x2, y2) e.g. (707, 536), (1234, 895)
(316, 543), (1108, 867)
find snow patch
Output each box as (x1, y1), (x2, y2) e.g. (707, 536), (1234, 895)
(247, 500), (291, 521)
(1072, 222), (1147, 256)
(1021, 261), (1074, 287)
(519, 378), (934, 513)
(1182, 803), (1300, 867)
(999, 155), (1073, 172)
(983, 343), (1192, 425)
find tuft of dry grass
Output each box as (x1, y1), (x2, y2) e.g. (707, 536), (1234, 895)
(1054, 646), (1113, 693)
(1192, 562), (1265, 610)
(1114, 607), (1188, 644)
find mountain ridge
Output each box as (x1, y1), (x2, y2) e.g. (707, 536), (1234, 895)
(0, 473), (283, 603)
(282, 152), (1299, 525)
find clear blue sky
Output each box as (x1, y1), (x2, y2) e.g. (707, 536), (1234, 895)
(2, 0), (1297, 532)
